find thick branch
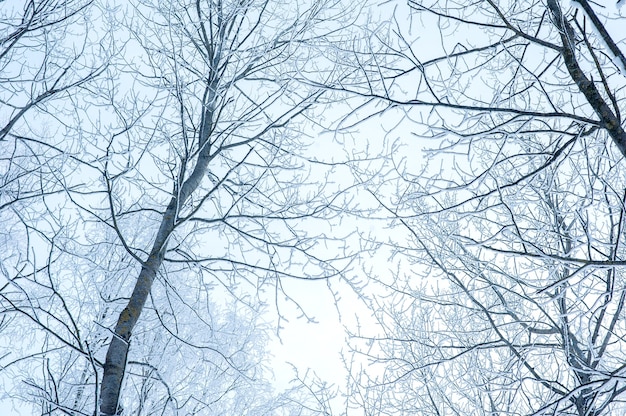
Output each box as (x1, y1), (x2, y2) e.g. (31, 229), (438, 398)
(547, 0), (626, 158)
(572, 0), (626, 74)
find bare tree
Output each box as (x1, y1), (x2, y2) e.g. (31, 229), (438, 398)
(337, 0), (626, 415)
(0, 0), (105, 141)
(0, 1), (109, 412)
(0, 0), (105, 249)
(1, 0), (360, 414)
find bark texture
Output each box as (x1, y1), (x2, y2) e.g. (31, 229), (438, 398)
(99, 90), (216, 415)
(547, 0), (626, 158)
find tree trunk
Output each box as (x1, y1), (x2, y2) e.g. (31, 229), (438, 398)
(99, 96), (215, 415)
(547, 0), (626, 158)
(99, 220), (172, 415)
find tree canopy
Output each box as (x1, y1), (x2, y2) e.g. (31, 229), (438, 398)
(1, 1), (626, 415)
